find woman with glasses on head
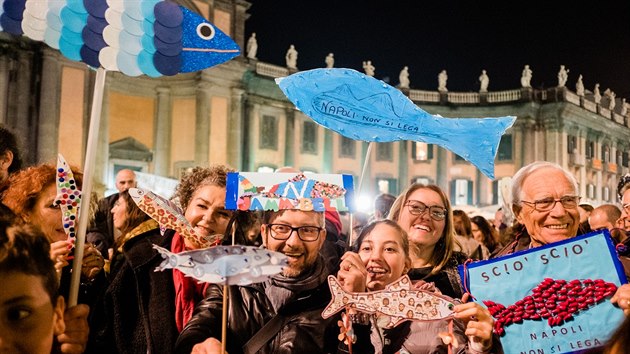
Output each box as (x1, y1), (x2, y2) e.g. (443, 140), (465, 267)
(388, 184), (468, 299)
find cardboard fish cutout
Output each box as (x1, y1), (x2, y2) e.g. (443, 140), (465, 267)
(276, 68), (516, 179)
(153, 244), (288, 285)
(53, 154), (81, 242)
(128, 187), (218, 249)
(322, 275), (455, 329)
(459, 230), (626, 353)
(1, 0), (240, 76)
(225, 172), (354, 212)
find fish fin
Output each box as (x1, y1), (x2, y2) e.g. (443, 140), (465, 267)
(321, 275), (347, 319)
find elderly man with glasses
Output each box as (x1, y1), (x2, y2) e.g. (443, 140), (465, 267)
(496, 161), (630, 317)
(175, 209), (342, 354)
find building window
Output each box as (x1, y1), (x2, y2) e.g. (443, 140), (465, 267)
(497, 134), (513, 161)
(260, 115), (278, 150)
(411, 142), (433, 161)
(602, 144), (610, 163)
(453, 153), (466, 162)
(412, 177), (432, 185)
(376, 142), (393, 161)
(340, 137), (356, 158)
(586, 140), (595, 159)
(301, 121), (318, 154)
(617, 150), (623, 166)
(213, 9), (231, 35)
(451, 179), (473, 206)
(567, 135), (577, 154)
(603, 186), (610, 202)
(376, 177), (397, 195)
(257, 165), (274, 173)
(623, 152), (629, 168)
(587, 184), (595, 199)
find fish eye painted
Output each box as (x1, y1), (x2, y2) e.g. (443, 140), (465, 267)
(448, 303), (454, 310)
(196, 23), (215, 40)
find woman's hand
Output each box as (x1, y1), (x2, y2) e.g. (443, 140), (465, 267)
(611, 283), (630, 316)
(453, 293), (494, 351)
(337, 251), (367, 293)
(50, 240), (72, 274)
(80, 243), (104, 280)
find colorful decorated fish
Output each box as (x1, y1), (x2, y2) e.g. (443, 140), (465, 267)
(1, 0), (240, 77)
(128, 187), (218, 249)
(53, 154), (81, 242)
(322, 275), (455, 329)
(483, 278), (618, 336)
(276, 68), (517, 179)
(153, 244), (288, 285)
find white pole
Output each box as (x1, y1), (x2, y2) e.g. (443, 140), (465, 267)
(68, 67), (107, 306)
(349, 142), (374, 247)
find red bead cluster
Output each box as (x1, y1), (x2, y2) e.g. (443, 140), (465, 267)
(483, 278), (618, 336)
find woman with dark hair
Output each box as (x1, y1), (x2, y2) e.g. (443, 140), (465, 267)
(388, 183), (467, 299)
(89, 164), (237, 353)
(453, 209), (485, 260)
(471, 215), (500, 257)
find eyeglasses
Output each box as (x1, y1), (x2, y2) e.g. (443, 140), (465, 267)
(520, 196), (581, 212)
(405, 200), (447, 221)
(266, 223), (323, 242)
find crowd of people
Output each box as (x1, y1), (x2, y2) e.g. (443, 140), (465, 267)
(2, 123), (630, 353)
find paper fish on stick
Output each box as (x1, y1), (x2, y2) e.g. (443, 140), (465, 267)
(153, 244), (288, 285)
(276, 68), (516, 178)
(129, 187), (218, 249)
(53, 154), (81, 242)
(1, 0), (240, 77)
(322, 275), (455, 329)
(483, 278), (618, 336)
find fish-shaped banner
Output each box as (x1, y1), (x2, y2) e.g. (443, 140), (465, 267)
(459, 230), (627, 353)
(53, 154), (81, 242)
(129, 187), (218, 249)
(322, 275), (455, 329)
(153, 244), (288, 285)
(225, 172), (354, 212)
(1, 0), (240, 77)
(275, 68), (517, 179)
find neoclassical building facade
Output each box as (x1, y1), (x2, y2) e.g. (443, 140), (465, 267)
(1, 0), (628, 208)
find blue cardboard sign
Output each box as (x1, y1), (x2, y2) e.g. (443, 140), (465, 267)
(225, 172), (354, 213)
(459, 230), (626, 353)
(275, 68), (516, 179)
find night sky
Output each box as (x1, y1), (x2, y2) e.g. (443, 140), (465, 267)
(245, 0), (630, 98)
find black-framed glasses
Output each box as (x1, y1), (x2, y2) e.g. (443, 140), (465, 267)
(266, 223), (323, 242)
(520, 195), (581, 212)
(405, 200), (447, 221)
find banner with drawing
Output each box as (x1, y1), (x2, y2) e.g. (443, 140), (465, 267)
(459, 230), (626, 353)
(225, 172), (354, 212)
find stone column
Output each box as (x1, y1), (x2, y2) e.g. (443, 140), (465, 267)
(436, 146), (448, 191)
(0, 57), (8, 124)
(36, 50), (61, 164)
(595, 134), (603, 202)
(93, 84), (110, 195)
(228, 88), (244, 169)
(242, 100), (256, 171)
(522, 119), (536, 165)
(322, 129), (333, 173)
(578, 129), (587, 198)
(14, 50), (34, 162)
(284, 107), (295, 167)
(153, 87), (172, 176)
(397, 141), (408, 192)
(195, 83), (211, 166)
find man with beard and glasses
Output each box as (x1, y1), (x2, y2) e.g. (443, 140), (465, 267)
(175, 209), (341, 354)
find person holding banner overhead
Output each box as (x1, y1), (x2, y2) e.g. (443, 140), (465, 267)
(388, 184), (468, 299)
(336, 219), (500, 353)
(500, 161), (630, 315)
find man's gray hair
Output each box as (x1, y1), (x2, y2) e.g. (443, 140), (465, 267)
(511, 161), (579, 206)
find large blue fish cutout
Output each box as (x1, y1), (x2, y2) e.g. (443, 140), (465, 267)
(0, 0), (240, 77)
(276, 68), (516, 178)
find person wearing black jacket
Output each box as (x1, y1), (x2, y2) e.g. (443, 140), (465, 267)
(175, 209), (341, 354)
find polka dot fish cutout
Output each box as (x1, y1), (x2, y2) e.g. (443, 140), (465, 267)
(54, 154), (82, 242)
(2, 0), (240, 76)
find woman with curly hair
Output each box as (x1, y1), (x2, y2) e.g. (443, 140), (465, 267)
(1, 164), (105, 298)
(89, 164), (236, 354)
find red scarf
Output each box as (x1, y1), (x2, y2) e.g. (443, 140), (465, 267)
(172, 233), (209, 332)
